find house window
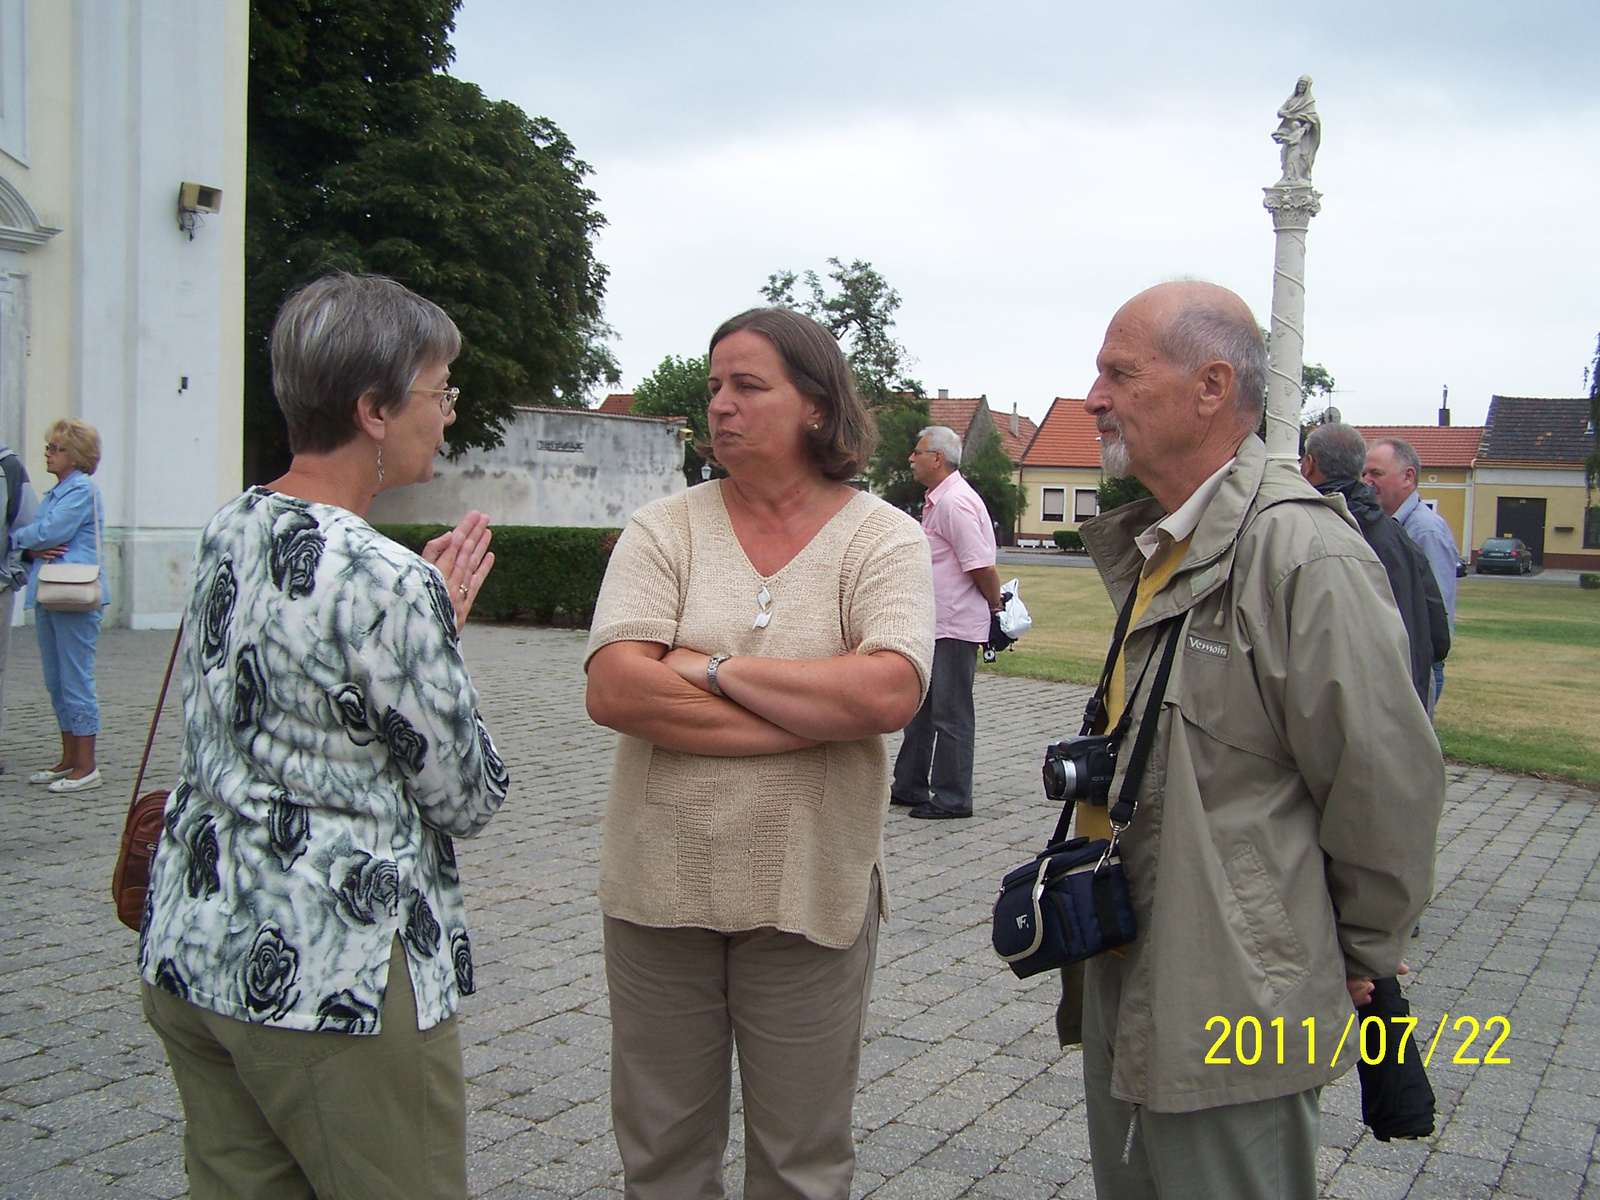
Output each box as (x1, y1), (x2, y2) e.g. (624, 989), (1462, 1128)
(1585, 507), (1600, 550)
(1422, 498), (1439, 513)
(1041, 488), (1065, 523)
(1074, 488), (1099, 522)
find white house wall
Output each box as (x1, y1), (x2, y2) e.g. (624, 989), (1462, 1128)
(368, 408), (688, 529)
(72, 0), (246, 627)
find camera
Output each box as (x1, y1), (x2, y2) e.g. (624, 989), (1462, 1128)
(1042, 735), (1118, 804)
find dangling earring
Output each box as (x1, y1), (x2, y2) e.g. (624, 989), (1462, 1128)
(376, 444), (385, 485)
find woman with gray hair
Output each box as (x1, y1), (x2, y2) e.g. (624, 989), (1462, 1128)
(139, 273), (510, 1199)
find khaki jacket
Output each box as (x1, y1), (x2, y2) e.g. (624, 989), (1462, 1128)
(1076, 436), (1444, 1113)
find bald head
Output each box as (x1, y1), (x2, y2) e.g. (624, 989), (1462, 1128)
(1118, 282), (1268, 427)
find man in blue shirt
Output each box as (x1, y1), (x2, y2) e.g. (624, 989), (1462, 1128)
(1364, 437), (1458, 704)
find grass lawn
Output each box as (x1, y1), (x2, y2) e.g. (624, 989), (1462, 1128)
(983, 564), (1600, 787)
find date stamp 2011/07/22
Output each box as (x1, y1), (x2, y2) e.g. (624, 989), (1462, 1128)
(1203, 1014), (1510, 1068)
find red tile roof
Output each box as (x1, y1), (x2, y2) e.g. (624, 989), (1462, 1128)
(996, 412), (1039, 464)
(1020, 399), (1101, 468)
(926, 396), (983, 439)
(1355, 425), (1482, 469)
(596, 393), (635, 415)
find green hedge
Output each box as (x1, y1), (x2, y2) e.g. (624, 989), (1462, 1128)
(1581, 572), (1600, 591)
(375, 525), (619, 624)
(1052, 529), (1085, 553)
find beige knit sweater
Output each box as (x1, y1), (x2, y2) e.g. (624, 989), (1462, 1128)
(585, 482), (935, 948)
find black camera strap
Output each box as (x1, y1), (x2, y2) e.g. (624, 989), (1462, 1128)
(1049, 604), (1181, 848)
(1080, 584), (1142, 737)
(1106, 614), (1187, 833)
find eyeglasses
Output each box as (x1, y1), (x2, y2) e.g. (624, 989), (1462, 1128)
(411, 386), (459, 417)
(44, 443), (64, 454)
(909, 448), (940, 457)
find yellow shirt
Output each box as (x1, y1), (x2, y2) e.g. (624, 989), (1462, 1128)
(1074, 534), (1193, 843)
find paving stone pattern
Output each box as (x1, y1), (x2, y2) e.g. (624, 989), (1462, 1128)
(1, 625), (1597, 1198)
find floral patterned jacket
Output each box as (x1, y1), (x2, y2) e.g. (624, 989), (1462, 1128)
(139, 489), (510, 1033)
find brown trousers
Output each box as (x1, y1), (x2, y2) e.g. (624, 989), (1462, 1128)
(142, 937), (467, 1200)
(603, 894), (879, 1200)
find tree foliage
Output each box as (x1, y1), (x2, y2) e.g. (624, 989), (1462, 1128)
(760, 259), (920, 402)
(630, 354), (714, 486)
(866, 397), (931, 512)
(1097, 474), (1154, 512)
(959, 430), (1028, 538)
(244, 0), (616, 482)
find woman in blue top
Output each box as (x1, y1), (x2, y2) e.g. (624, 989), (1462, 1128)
(9, 418), (107, 792)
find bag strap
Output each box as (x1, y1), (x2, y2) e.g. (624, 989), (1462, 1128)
(1047, 609), (1178, 848)
(1105, 614), (1187, 836)
(1079, 583), (1141, 737)
(128, 623), (183, 811)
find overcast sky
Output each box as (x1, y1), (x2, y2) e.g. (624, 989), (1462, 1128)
(452, 1), (1600, 429)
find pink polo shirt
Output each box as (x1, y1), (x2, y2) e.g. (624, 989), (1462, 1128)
(921, 471), (997, 642)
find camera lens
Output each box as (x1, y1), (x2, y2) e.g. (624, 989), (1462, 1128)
(1043, 755), (1078, 801)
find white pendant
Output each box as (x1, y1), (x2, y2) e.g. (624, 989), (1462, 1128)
(753, 585), (773, 629)
(757, 587), (771, 608)
(752, 612), (771, 629)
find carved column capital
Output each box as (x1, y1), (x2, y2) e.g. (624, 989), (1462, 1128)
(1263, 184), (1322, 230)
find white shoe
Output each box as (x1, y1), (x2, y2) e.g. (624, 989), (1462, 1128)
(49, 768), (102, 793)
(29, 767), (70, 784)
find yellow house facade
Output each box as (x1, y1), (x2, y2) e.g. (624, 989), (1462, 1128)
(1016, 398), (1103, 543)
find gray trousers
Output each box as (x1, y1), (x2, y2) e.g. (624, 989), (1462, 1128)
(891, 637), (979, 814)
(1082, 960), (1321, 1200)
(603, 892), (879, 1200)
(0, 585), (14, 746)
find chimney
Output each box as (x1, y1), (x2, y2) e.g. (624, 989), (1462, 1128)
(1438, 384), (1450, 427)
(937, 388), (948, 401)
(1011, 402), (1019, 437)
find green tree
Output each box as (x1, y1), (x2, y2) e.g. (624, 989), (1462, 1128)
(959, 430), (1028, 539)
(1097, 474), (1154, 512)
(761, 259), (920, 402)
(866, 397), (931, 512)
(244, 0), (616, 482)
(630, 354), (714, 486)
(1586, 334), (1600, 537)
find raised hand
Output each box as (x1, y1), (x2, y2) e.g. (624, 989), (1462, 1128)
(422, 511), (494, 631)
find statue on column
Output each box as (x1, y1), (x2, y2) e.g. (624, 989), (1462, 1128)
(1272, 75), (1320, 185)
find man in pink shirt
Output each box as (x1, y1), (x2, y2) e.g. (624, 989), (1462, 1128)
(891, 425), (1003, 818)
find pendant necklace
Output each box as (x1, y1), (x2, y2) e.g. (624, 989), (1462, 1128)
(753, 585), (772, 629)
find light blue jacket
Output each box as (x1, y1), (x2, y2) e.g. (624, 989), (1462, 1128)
(8, 469), (107, 609)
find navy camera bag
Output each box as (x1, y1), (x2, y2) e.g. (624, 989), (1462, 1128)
(991, 837), (1136, 978)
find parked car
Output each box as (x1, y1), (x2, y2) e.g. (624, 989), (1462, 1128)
(1475, 537), (1534, 575)
(1455, 554), (1469, 578)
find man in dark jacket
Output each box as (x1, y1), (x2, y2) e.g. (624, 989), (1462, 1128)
(1302, 423), (1449, 710)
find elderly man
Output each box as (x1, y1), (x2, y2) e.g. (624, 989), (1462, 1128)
(890, 425), (1001, 819)
(1363, 437), (1459, 704)
(1064, 282), (1443, 1199)
(1302, 423), (1449, 710)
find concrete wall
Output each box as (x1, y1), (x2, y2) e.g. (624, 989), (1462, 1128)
(369, 407), (688, 529)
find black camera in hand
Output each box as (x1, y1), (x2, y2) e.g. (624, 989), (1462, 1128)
(1042, 735), (1118, 804)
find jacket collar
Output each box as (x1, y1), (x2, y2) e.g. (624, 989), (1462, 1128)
(1081, 435), (1357, 629)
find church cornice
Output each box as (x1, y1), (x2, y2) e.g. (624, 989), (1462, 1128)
(0, 175), (61, 253)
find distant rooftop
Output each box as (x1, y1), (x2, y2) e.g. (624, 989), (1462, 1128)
(1477, 396), (1595, 465)
(1020, 399), (1100, 468)
(1355, 425), (1483, 470)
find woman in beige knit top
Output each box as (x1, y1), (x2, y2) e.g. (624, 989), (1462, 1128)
(585, 308), (935, 1200)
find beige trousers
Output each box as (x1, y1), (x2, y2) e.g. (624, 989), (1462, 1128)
(603, 893), (879, 1200)
(142, 937), (467, 1200)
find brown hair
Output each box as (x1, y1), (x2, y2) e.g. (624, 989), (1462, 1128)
(46, 418), (102, 475)
(707, 308), (878, 481)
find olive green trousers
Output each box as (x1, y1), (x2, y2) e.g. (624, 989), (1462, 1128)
(142, 937), (467, 1200)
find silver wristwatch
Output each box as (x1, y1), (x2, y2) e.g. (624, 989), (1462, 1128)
(706, 654), (732, 696)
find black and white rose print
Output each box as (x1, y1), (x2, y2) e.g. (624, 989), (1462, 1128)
(269, 506), (325, 600)
(138, 490), (509, 1034)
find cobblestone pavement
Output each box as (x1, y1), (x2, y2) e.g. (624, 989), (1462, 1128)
(2, 625), (1597, 1199)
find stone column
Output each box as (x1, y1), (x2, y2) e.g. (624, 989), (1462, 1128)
(1262, 75), (1323, 462)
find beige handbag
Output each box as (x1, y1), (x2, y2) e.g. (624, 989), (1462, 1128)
(36, 482), (104, 613)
